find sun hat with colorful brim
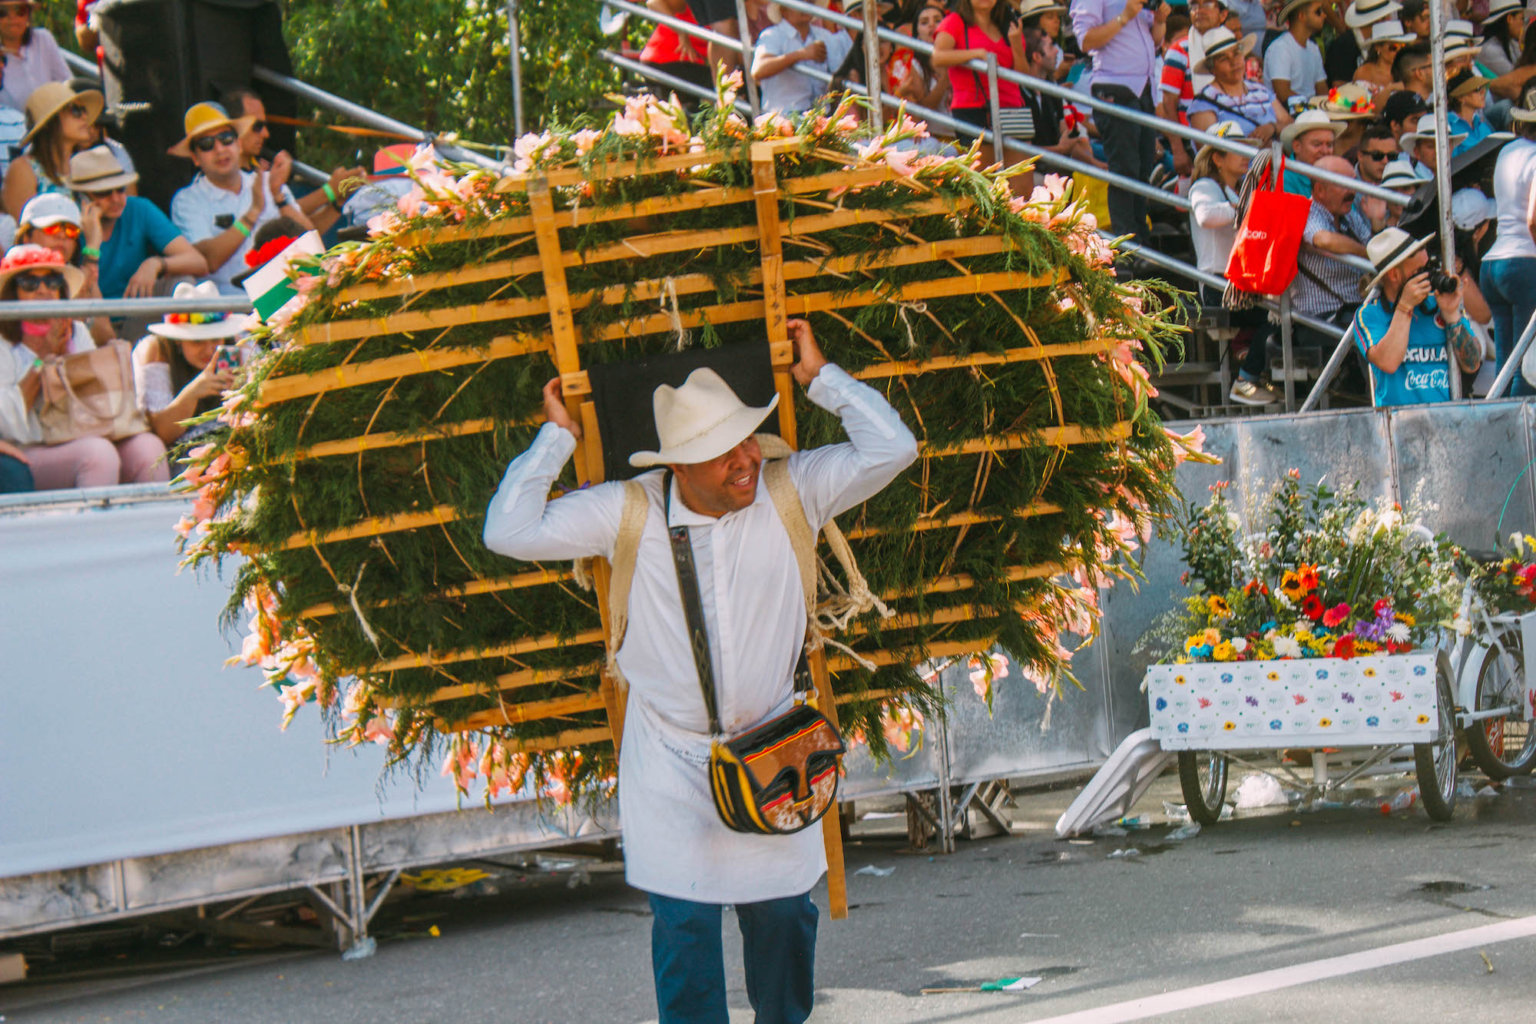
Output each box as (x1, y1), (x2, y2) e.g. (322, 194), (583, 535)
(1196, 120), (1259, 157)
(1364, 228), (1432, 292)
(168, 102), (256, 159)
(18, 192), (81, 232)
(62, 144), (140, 194)
(1280, 109), (1347, 147)
(1317, 82), (1376, 118)
(629, 367), (779, 468)
(1365, 18), (1415, 45)
(237, 230), (324, 321)
(19, 82), (103, 148)
(1344, 0), (1400, 28)
(1192, 27), (1256, 74)
(0, 244), (85, 299)
(1402, 112), (1468, 145)
(1485, 0), (1524, 21)
(1278, 0), (1320, 22)
(1018, 0), (1068, 17)
(1449, 68), (1494, 98)
(148, 281), (247, 341)
(1379, 158), (1423, 189)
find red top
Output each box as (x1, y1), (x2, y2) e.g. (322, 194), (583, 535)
(641, 7), (706, 65)
(936, 11), (1022, 110)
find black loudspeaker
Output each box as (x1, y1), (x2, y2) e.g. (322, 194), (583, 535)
(587, 341), (781, 482)
(96, 0), (198, 212)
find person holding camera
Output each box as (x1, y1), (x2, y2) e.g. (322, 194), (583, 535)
(1354, 228), (1483, 406)
(132, 280), (246, 459)
(1073, 0), (1167, 245)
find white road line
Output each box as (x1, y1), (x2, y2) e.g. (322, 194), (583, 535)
(1026, 914), (1536, 1024)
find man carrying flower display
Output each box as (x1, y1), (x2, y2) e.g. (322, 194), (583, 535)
(482, 320), (917, 1024)
(1353, 228), (1482, 406)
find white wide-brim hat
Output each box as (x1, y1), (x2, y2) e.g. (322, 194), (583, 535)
(1280, 109), (1346, 148)
(1193, 28), (1257, 74)
(629, 366), (779, 467)
(1485, 0), (1524, 22)
(1379, 158), (1423, 189)
(1364, 228), (1432, 293)
(148, 281), (247, 341)
(1402, 113), (1468, 146)
(1344, 0), (1400, 28)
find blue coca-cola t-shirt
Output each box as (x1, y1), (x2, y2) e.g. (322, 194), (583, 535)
(1353, 294), (1463, 407)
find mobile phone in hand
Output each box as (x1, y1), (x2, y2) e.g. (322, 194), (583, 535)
(213, 345), (243, 375)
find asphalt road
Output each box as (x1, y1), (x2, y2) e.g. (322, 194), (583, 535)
(5, 772), (1536, 1024)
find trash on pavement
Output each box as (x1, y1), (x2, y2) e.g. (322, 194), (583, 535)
(921, 976), (1043, 994)
(854, 864), (896, 877)
(1166, 822), (1201, 841)
(1233, 772), (1289, 809)
(1107, 847), (1141, 859)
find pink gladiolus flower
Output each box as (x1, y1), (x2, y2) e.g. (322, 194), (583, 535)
(1167, 425), (1208, 466)
(881, 705), (923, 753)
(967, 652), (1011, 699)
(406, 145), (440, 173)
(884, 147), (922, 177)
(572, 128), (603, 156)
(278, 677), (317, 729)
(367, 210), (402, 237)
(396, 186), (426, 218)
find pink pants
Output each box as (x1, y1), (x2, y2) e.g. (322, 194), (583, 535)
(22, 434), (170, 490)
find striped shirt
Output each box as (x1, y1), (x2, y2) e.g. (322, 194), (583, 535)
(1187, 81), (1278, 136)
(1291, 201), (1368, 318)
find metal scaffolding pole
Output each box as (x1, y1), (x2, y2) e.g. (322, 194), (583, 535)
(509, 0), (526, 138)
(1427, 0), (1460, 399)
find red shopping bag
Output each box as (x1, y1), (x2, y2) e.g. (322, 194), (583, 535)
(1224, 155), (1311, 296)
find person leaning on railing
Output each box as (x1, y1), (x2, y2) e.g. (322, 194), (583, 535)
(931, 0), (1032, 193)
(1479, 94), (1536, 398)
(889, 1), (951, 116)
(0, 244), (168, 489)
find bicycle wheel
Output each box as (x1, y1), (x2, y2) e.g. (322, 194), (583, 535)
(1177, 750), (1228, 826)
(1415, 659), (1458, 822)
(1464, 632), (1536, 778)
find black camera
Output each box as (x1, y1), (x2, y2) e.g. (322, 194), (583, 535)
(1423, 255), (1458, 294)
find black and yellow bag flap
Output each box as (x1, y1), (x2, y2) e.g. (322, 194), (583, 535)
(709, 704), (845, 835)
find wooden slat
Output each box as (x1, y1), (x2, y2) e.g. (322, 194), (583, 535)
(373, 661), (601, 710)
(922, 420), (1133, 457)
(851, 338), (1120, 380)
(255, 334), (545, 408)
(442, 691), (607, 731)
(493, 149), (734, 193)
(362, 627), (606, 674)
(300, 566), (572, 619)
(289, 416), (532, 463)
(441, 724), (615, 751)
(278, 504), (460, 552)
(297, 294), (549, 345)
(844, 503), (1062, 540)
(825, 637), (994, 674)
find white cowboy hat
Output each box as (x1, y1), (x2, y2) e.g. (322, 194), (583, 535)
(1364, 228), (1432, 293)
(1378, 158), (1423, 189)
(148, 281), (247, 341)
(1513, 92), (1536, 123)
(1192, 27), (1256, 74)
(1364, 18), (1415, 46)
(1280, 109), (1346, 148)
(1401, 112), (1468, 146)
(1485, 0), (1525, 22)
(1195, 119), (1259, 157)
(1278, 0), (1321, 23)
(1017, 0), (1068, 17)
(629, 367), (778, 468)
(1343, 0), (1400, 28)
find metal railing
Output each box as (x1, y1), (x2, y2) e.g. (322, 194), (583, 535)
(0, 294), (250, 321)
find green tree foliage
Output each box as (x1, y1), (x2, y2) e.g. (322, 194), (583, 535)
(282, 0), (631, 167)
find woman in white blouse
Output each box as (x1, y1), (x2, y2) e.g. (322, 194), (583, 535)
(0, 3), (71, 112)
(0, 243), (167, 489)
(1187, 121), (1278, 406)
(132, 280), (242, 455)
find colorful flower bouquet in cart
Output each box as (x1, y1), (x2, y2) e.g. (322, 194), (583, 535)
(1141, 471), (1466, 664)
(1471, 533), (1536, 617)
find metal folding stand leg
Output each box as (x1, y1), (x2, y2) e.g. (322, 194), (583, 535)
(950, 779), (1015, 841)
(302, 825), (402, 956)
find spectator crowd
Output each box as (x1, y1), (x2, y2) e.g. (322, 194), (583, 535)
(647, 0), (1536, 409)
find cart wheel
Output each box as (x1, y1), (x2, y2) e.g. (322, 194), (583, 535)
(1177, 750), (1228, 826)
(1415, 661), (1459, 822)
(1464, 633), (1536, 779)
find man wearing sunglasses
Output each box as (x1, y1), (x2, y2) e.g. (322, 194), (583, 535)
(221, 86), (363, 236)
(168, 101), (311, 295)
(1353, 122), (1402, 232)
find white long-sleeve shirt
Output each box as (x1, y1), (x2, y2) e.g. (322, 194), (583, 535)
(483, 364), (917, 902)
(1188, 177), (1240, 276)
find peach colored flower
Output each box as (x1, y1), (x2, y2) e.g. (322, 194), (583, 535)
(967, 651), (1011, 699)
(572, 128), (603, 156)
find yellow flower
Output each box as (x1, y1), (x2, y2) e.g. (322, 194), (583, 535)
(1175, 674), (1188, 685)
(1279, 570), (1304, 600)
(1295, 630), (1312, 642)
(1208, 595), (1232, 618)
(1416, 714), (1430, 725)
(1319, 717), (1333, 727)
(1358, 644), (1379, 658)
(1184, 635), (1204, 654)
(1395, 612), (1416, 626)
(1213, 641), (1237, 662)
(1223, 721), (1236, 731)
(1175, 655), (1191, 664)
(1266, 670), (1280, 681)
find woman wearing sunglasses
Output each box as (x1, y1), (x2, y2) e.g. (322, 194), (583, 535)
(2, 81), (101, 218)
(0, 1), (71, 112)
(0, 244), (168, 490)
(17, 191), (112, 344)
(62, 145), (204, 306)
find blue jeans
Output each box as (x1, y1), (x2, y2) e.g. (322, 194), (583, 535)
(1480, 256), (1536, 397)
(649, 890), (818, 1024)
(0, 453), (32, 493)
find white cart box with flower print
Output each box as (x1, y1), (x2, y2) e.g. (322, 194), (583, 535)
(1147, 653), (1441, 750)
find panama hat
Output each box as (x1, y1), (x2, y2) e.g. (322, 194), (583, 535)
(168, 102), (256, 159)
(1343, 0), (1400, 28)
(1402, 112), (1468, 146)
(1512, 92), (1536, 124)
(0, 244), (84, 299)
(17, 192), (81, 233)
(1280, 109), (1346, 148)
(62, 144), (140, 194)
(1364, 228), (1431, 293)
(1192, 27), (1256, 74)
(18, 82), (104, 148)
(1450, 187), (1496, 230)
(1018, 0), (1068, 17)
(148, 281), (247, 341)
(1378, 158), (1423, 189)
(1278, 0), (1321, 23)
(1364, 18), (1414, 46)
(1485, 0), (1524, 21)
(1196, 120), (1259, 157)
(629, 367), (779, 468)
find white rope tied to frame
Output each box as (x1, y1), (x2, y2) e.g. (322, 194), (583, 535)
(893, 300), (928, 351)
(660, 276), (691, 350)
(338, 560), (383, 652)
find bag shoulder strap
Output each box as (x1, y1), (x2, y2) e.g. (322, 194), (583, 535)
(604, 478), (649, 655)
(662, 470), (723, 735)
(763, 457), (818, 621)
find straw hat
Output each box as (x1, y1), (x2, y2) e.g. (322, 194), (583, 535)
(1485, 0), (1524, 22)
(1278, 0), (1321, 23)
(1018, 0), (1068, 17)
(1364, 18), (1414, 46)
(1402, 112), (1468, 146)
(1192, 27), (1256, 74)
(1512, 92), (1536, 123)
(1196, 120), (1259, 158)
(1449, 68), (1494, 99)
(18, 82), (104, 148)
(0, 244), (84, 299)
(1343, 0), (1400, 28)
(1316, 83), (1375, 119)
(1280, 109), (1346, 148)
(148, 281), (247, 341)
(168, 102), (256, 159)
(629, 367), (778, 468)
(1363, 228), (1431, 293)
(18, 192), (81, 232)
(62, 144), (140, 193)
(1379, 158), (1423, 189)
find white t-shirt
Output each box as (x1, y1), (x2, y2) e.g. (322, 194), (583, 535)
(0, 28), (72, 112)
(1485, 137), (1536, 262)
(1188, 176), (1240, 274)
(169, 170), (298, 295)
(1263, 33), (1326, 103)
